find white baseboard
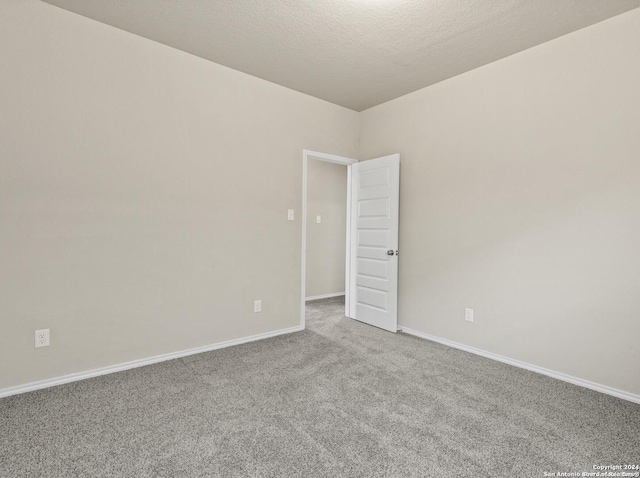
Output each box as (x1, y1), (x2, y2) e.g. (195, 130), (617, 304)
(0, 325), (304, 399)
(398, 326), (640, 405)
(305, 292), (345, 301)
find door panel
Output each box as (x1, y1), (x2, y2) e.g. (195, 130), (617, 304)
(357, 258), (388, 279)
(359, 167), (390, 187)
(349, 154), (400, 332)
(358, 198), (390, 217)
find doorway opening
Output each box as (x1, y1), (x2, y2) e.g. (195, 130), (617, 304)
(301, 150), (401, 333)
(301, 150), (357, 329)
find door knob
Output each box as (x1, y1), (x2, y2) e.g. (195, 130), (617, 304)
(387, 250), (394, 256)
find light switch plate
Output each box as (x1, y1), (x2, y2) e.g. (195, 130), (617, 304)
(465, 308), (474, 322)
(288, 209), (295, 221)
(316, 215), (321, 224)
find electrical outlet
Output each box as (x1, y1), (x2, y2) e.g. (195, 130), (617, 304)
(254, 300), (262, 313)
(465, 308), (474, 323)
(35, 329), (50, 348)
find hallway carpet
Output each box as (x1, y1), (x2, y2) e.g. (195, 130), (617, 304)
(1, 296), (639, 477)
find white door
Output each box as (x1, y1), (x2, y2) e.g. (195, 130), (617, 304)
(349, 154), (400, 332)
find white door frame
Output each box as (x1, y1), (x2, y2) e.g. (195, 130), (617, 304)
(301, 149), (358, 329)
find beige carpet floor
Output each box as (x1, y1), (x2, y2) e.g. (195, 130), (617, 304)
(1, 296), (639, 477)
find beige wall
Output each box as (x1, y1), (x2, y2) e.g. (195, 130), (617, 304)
(0, 0), (359, 390)
(305, 159), (347, 298)
(360, 9), (640, 395)
(2, 0), (639, 398)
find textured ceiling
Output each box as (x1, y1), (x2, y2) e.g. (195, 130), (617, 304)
(42, 0), (640, 111)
